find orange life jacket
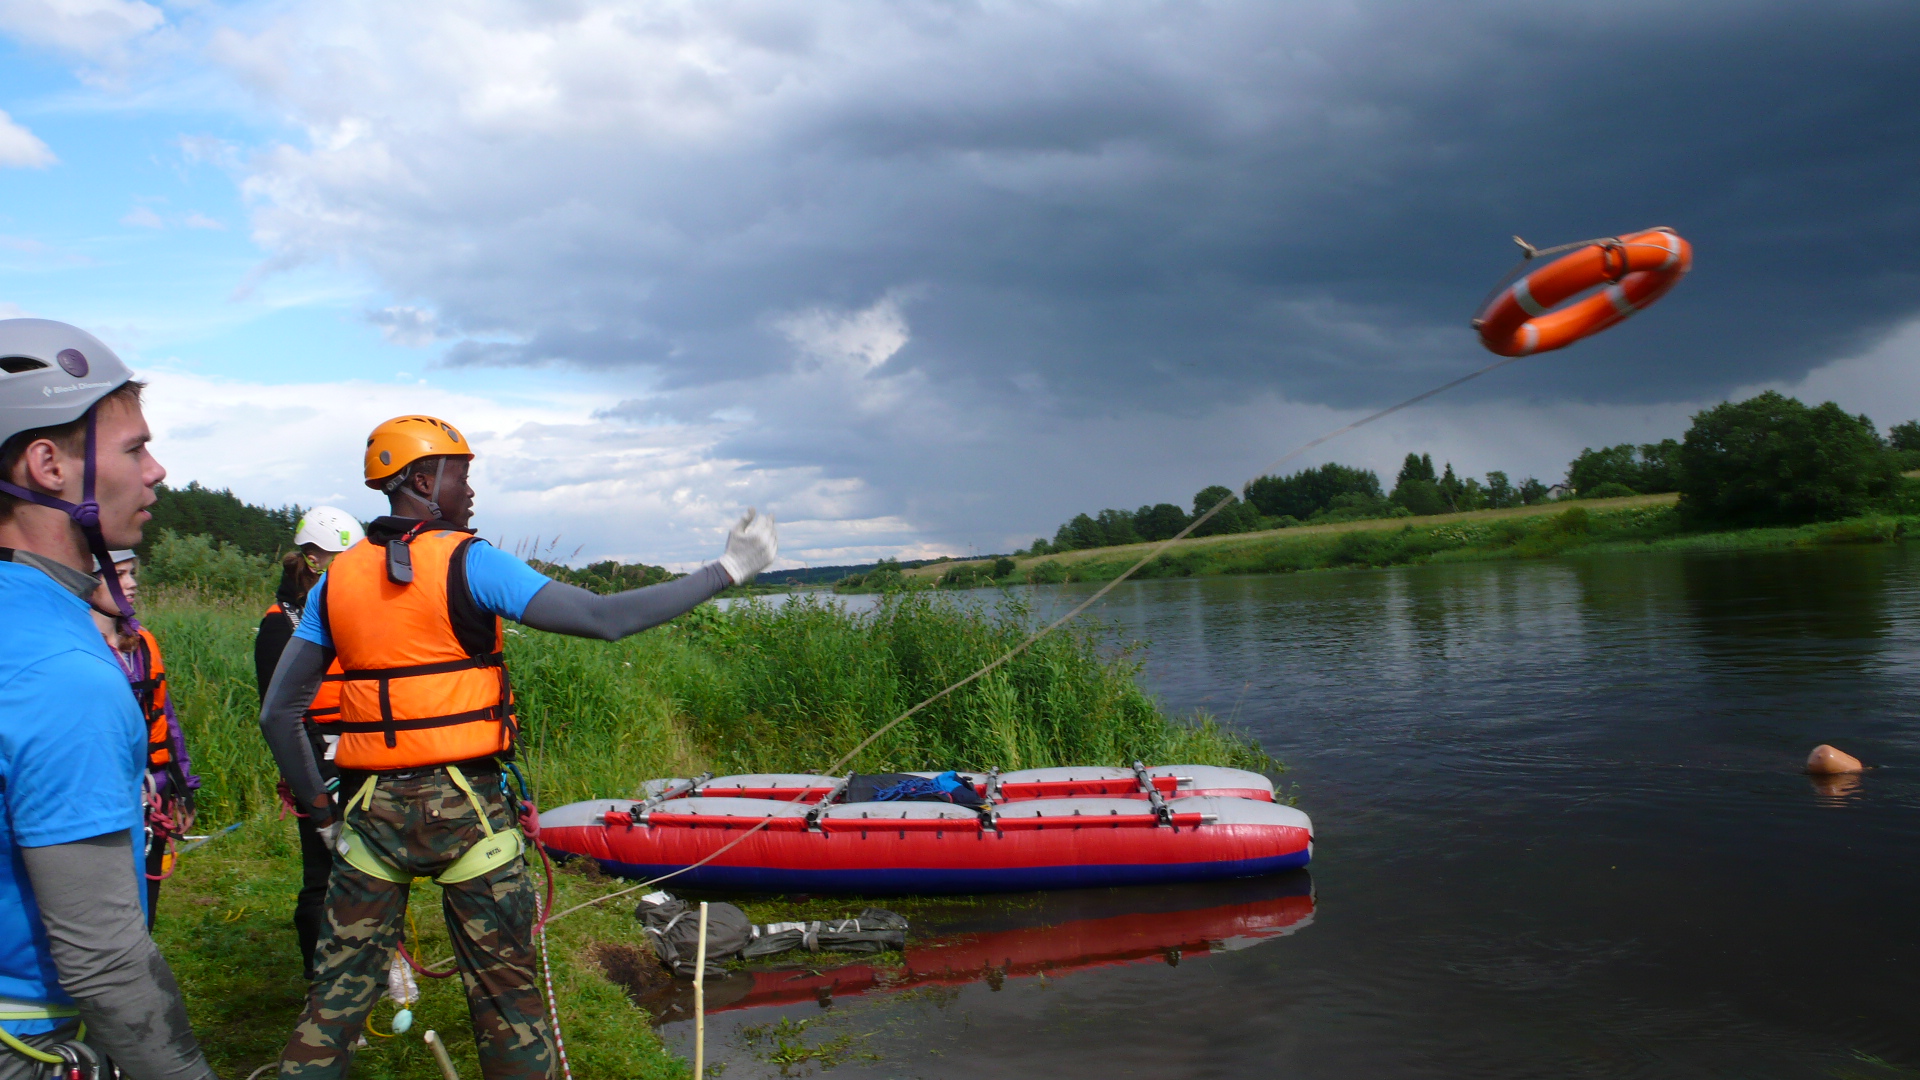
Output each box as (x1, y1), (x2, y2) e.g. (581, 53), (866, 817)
(128, 627), (171, 770)
(317, 527), (515, 771)
(266, 601), (346, 724)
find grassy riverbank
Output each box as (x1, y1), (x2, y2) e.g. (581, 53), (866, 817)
(888, 495), (1920, 589)
(146, 587), (1268, 1076)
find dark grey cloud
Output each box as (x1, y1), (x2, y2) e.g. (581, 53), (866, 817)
(211, 0), (1920, 552)
(253, 0), (1916, 411)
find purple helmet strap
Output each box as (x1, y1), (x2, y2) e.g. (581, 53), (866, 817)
(0, 406), (139, 626)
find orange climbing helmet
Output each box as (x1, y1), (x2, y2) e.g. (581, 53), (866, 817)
(363, 415), (472, 491)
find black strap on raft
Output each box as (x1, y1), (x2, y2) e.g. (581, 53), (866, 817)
(1132, 760), (1172, 827)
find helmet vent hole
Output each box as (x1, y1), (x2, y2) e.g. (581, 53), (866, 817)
(0, 356), (48, 373)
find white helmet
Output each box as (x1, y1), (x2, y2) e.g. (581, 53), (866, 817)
(295, 506), (364, 552)
(0, 319), (140, 620)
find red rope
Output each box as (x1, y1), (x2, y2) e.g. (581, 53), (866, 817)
(394, 940), (459, 980)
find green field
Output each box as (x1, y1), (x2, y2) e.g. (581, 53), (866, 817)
(897, 495), (1920, 589)
(147, 587), (1269, 1077)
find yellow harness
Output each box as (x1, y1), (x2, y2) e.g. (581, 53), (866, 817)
(336, 765), (525, 886)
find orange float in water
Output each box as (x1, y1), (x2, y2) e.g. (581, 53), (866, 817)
(1805, 744), (1864, 775)
(1475, 228), (1693, 356)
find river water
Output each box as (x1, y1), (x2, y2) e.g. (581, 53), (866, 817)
(674, 547), (1920, 1078)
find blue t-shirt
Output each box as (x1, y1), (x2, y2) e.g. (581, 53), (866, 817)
(0, 561), (147, 1033)
(293, 536), (553, 649)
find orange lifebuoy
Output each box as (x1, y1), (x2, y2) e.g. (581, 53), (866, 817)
(1475, 227), (1692, 356)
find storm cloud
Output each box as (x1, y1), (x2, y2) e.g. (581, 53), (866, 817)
(33, 0), (1920, 560)
(220, 0), (1920, 405)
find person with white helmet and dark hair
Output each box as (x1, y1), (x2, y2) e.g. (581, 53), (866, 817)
(0, 319), (216, 1078)
(252, 507), (364, 979)
(89, 548), (200, 930)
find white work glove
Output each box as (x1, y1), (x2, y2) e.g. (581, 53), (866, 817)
(318, 820), (344, 856)
(716, 508), (778, 584)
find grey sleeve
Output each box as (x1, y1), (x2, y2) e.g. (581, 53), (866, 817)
(259, 637), (335, 823)
(517, 563), (732, 641)
(22, 834), (217, 1080)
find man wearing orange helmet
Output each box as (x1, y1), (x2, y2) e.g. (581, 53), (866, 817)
(258, 414), (776, 1080)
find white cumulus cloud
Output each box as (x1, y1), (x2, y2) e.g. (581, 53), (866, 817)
(0, 0), (162, 58)
(0, 108), (54, 168)
(132, 365), (924, 569)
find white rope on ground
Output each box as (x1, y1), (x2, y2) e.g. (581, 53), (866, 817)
(534, 892), (573, 1080)
(534, 345), (1539, 928)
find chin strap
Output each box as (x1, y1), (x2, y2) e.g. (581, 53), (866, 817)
(424, 457), (447, 520)
(0, 407), (138, 628)
(392, 457), (449, 521)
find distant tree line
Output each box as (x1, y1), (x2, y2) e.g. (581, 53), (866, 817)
(1020, 458), (1556, 555)
(132, 481), (695, 596)
(139, 481), (303, 560)
(524, 559), (677, 594)
(1565, 393), (1917, 525)
(1018, 391), (1920, 555)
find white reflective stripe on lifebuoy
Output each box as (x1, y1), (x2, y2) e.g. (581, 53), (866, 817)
(1512, 276), (1547, 317)
(1518, 322), (1539, 355)
(1651, 231), (1680, 270)
(1606, 283), (1637, 316)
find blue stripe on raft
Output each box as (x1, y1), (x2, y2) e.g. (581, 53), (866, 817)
(582, 850), (1311, 894)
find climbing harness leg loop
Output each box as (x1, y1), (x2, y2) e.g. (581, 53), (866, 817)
(337, 767), (524, 886)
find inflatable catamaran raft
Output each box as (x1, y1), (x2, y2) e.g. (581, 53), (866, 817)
(540, 764), (1312, 893)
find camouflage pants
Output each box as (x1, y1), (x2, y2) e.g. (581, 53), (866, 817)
(278, 769), (554, 1080)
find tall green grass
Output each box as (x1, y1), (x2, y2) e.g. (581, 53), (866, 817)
(148, 587), (1271, 823)
(651, 592), (1269, 776)
(140, 577), (1268, 1076)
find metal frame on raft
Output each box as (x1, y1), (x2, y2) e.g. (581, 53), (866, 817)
(538, 764), (1309, 894)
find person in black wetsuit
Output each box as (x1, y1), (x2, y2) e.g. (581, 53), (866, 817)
(253, 505), (363, 978)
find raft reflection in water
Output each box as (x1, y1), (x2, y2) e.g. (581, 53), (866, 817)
(642, 872), (1314, 1019)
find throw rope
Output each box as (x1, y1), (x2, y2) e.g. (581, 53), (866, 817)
(536, 345), (1538, 928)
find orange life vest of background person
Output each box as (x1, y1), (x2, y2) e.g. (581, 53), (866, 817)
(266, 602), (346, 724)
(317, 528), (515, 771)
(128, 627), (171, 770)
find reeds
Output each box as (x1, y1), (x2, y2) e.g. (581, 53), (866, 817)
(146, 587), (1270, 823)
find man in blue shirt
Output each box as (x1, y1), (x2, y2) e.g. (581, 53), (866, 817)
(258, 415), (776, 1078)
(0, 320), (215, 1079)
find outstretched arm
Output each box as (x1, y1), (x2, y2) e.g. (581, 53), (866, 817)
(24, 833), (218, 1080)
(512, 508), (778, 641)
(259, 637), (334, 822)
(519, 564), (732, 641)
